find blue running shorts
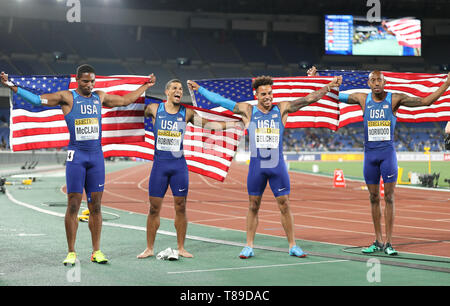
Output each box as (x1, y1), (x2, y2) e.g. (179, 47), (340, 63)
(148, 157), (189, 198)
(363, 146), (398, 185)
(65, 149), (105, 200)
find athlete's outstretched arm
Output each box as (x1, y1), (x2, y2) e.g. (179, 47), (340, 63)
(187, 80), (252, 125)
(306, 66), (365, 107)
(186, 108), (244, 131)
(394, 72), (450, 108)
(99, 74), (156, 108)
(1, 71), (71, 107)
(280, 76), (342, 114)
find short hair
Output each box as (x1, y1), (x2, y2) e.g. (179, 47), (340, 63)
(252, 75), (273, 91)
(165, 79), (182, 91)
(76, 64), (96, 78)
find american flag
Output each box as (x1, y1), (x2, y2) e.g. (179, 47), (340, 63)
(9, 74), (148, 151)
(9, 75), (243, 182)
(103, 97), (244, 182)
(385, 18), (421, 49)
(188, 76), (340, 131)
(319, 70), (450, 128)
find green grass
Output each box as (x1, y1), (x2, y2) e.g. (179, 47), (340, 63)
(288, 161), (450, 189)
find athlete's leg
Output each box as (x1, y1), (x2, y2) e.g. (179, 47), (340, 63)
(138, 160), (169, 258)
(84, 151), (105, 253)
(366, 184), (383, 243)
(87, 191), (103, 252)
(380, 148), (398, 245)
(364, 150), (383, 244)
(246, 195), (262, 248)
(137, 196), (164, 258)
(64, 150), (86, 253)
(173, 196), (193, 258)
(65, 192), (83, 252)
(275, 194), (296, 248)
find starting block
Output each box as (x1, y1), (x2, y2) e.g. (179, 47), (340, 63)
(333, 169), (346, 188)
(397, 167), (411, 185)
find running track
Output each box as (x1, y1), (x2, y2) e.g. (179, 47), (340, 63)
(98, 161), (450, 258)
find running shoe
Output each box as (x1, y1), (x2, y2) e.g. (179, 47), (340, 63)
(384, 243), (398, 256)
(289, 245), (307, 258)
(91, 250), (109, 264)
(63, 252), (77, 266)
(239, 246), (254, 259)
(361, 241), (384, 254)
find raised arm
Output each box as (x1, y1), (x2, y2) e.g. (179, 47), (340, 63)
(187, 80), (252, 125)
(1, 71), (72, 109)
(306, 66), (365, 107)
(279, 76), (343, 115)
(99, 74), (156, 108)
(186, 108), (243, 131)
(393, 72), (450, 109)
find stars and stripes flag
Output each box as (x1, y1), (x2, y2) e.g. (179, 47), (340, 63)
(318, 70), (450, 128)
(385, 18), (421, 49)
(9, 74), (148, 151)
(9, 74), (244, 182)
(103, 97), (244, 182)
(188, 76), (340, 131)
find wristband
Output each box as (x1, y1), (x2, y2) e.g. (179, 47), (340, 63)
(198, 86), (237, 112)
(338, 92), (349, 103)
(17, 87), (42, 106)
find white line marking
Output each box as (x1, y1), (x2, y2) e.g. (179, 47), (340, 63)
(167, 259), (349, 274)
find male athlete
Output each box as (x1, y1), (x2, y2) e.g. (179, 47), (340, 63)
(308, 66), (450, 255)
(137, 79), (242, 259)
(1, 65), (156, 265)
(188, 75), (342, 258)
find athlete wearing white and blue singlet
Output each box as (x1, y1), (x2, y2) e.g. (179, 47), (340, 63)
(137, 79), (243, 259)
(188, 75), (342, 259)
(1, 66), (155, 265)
(307, 66), (450, 255)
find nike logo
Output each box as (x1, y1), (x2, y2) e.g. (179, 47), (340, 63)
(254, 116), (262, 120)
(367, 105), (374, 108)
(278, 187), (286, 192)
(387, 174), (394, 178)
(98, 184), (104, 187)
(178, 188), (186, 192)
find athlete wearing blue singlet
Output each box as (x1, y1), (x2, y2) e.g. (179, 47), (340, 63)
(307, 67), (450, 255)
(188, 75), (342, 259)
(149, 102), (188, 198)
(1, 65), (155, 265)
(138, 79), (240, 259)
(65, 90), (105, 202)
(363, 92), (398, 185)
(247, 105), (290, 198)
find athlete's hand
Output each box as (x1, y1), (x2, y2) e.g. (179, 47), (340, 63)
(445, 72), (450, 85)
(187, 80), (200, 91)
(307, 66), (318, 77)
(0, 71), (15, 89)
(328, 76), (343, 89)
(145, 73), (156, 88)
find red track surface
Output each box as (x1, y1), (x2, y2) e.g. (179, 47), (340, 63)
(100, 161), (450, 258)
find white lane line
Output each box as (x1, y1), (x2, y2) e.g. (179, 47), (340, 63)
(167, 259), (349, 274)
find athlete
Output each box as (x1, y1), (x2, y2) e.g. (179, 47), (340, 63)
(1, 65), (156, 265)
(137, 79), (243, 259)
(188, 75), (342, 258)
(308, 66), (450, 255)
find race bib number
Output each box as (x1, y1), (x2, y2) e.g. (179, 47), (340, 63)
(156, 130), (182, 151)
(367, 120), (391, 141)
(74, 118), (99, 141)
(67, 150), (75, 162)
(255, 128), (280, 149)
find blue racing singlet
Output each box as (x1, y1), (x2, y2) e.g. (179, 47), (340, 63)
(363, 92), (396, 150)
(65, 90), (102, 151)
(153, 103), (187, 160)
(248, 105), (284, 160)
